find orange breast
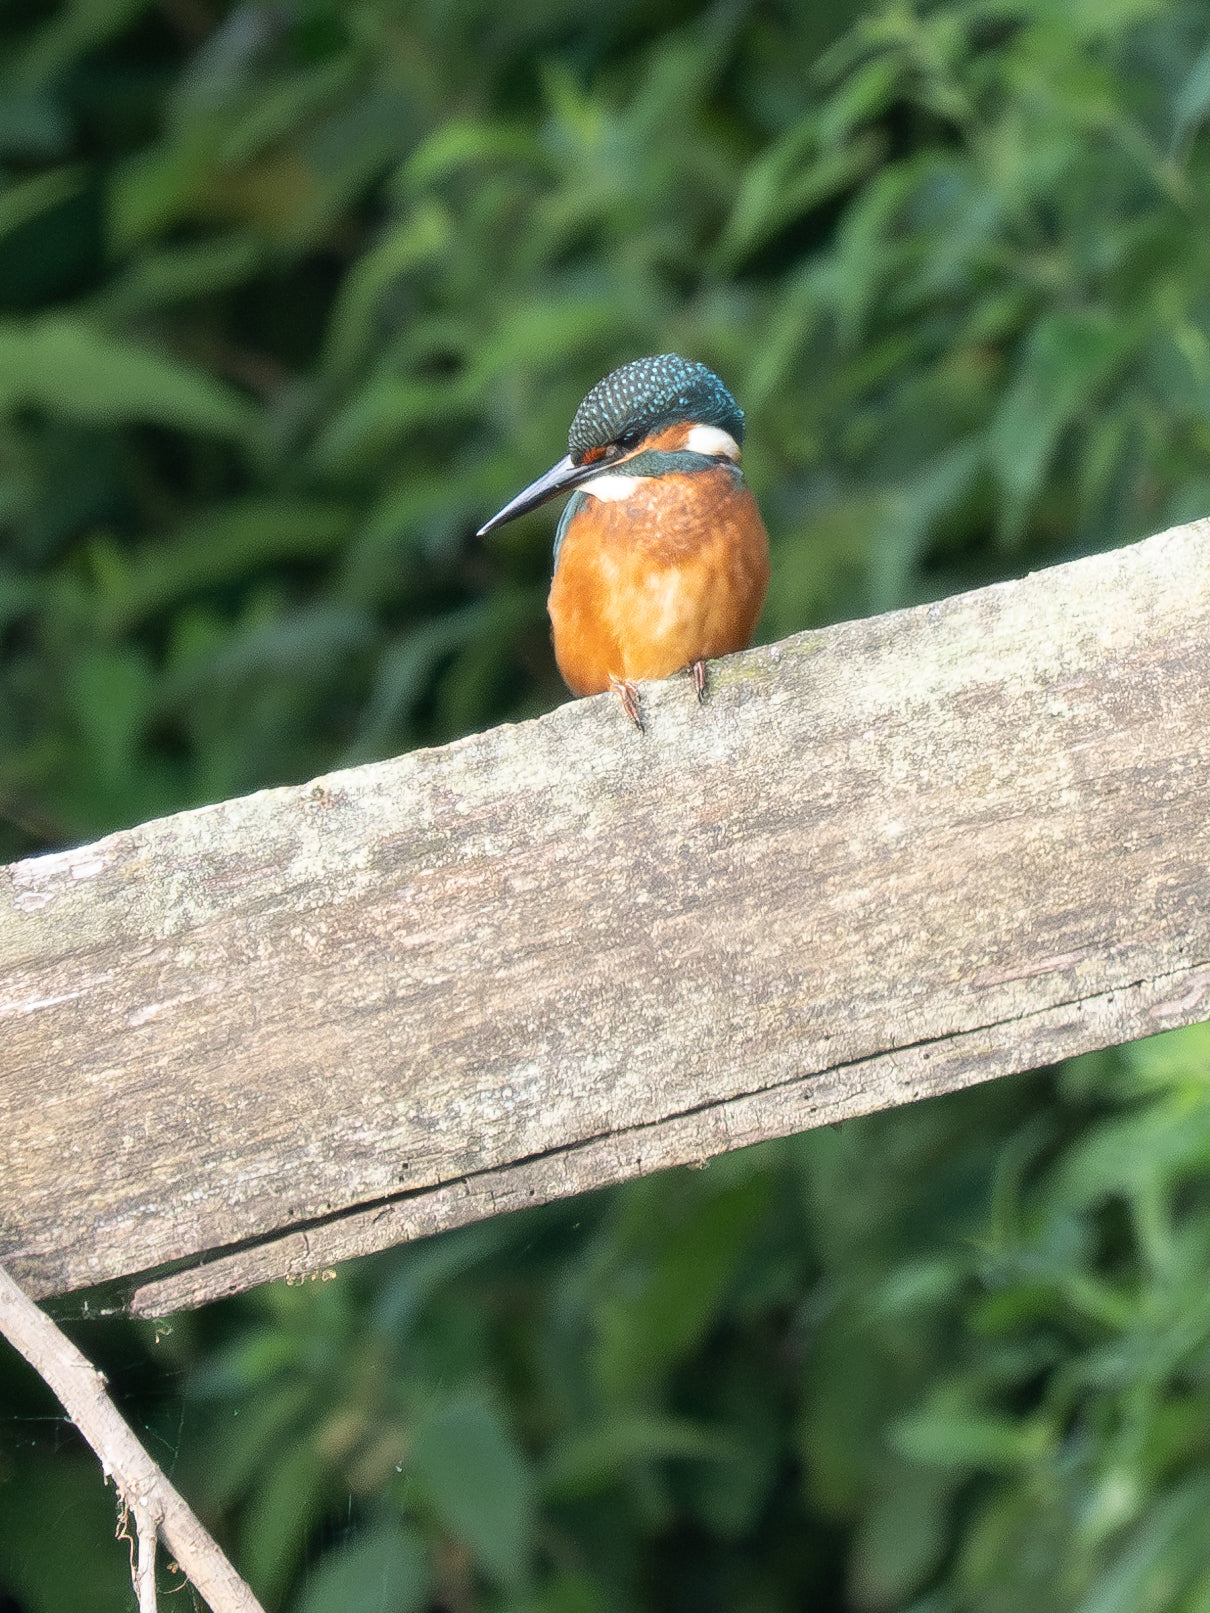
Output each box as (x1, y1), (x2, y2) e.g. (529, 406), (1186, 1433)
(547, 467), (770, 697)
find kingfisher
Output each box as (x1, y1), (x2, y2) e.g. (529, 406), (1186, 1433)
(478, 354), (770, 728)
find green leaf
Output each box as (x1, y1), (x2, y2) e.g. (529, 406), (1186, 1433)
(0, 567), (39, 627)
(294, 1520), (430, 1613)
(892, 1404), (1050, 1472)
(1048, 1099), (1210, 1211)
(401, 118), (543, 192)
(543, 1415), (736, 1499)
(0, 167), (83, 242)
(239, 1434), (329, 1607)
(310, 374), (476, 475)
(94, 233), (267, 320)
(1174, 40), (1210, 146)
(64, 643), (154, 787)
(851, 1465), (954, 1608)
(407, 1396), (533, 1593)
(321, 201), (450, 380)
(186, 1382), (316, 1512)
(1127, 1024), (1210, 1089)
(0, 1450), (134, 1613)
(216, 57), (356, 169)
(869, 437), (983, 610)
(503, 1573), (609, 1613)
(716, 120), (879, 272)
(592, 1170), (774, 1401)
(990, 311), (1133, 543)
(9, 0), (149, 91)
(0, 316), (258, 440)
(97, 498), (356, 633)
(160, 602), (371, 700)
(1075, 1474), (1210, 1613)
(108, 140), (211, 249)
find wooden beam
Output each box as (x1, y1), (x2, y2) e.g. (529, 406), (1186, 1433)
(3, 521), (1209, 1313)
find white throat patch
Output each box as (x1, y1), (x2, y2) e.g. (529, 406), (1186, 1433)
(579, 472), (651, 502)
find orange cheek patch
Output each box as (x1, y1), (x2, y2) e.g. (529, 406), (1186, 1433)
(641, 422), (692, 453)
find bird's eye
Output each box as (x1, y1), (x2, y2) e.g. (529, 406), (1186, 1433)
(614, 429), (642, 452)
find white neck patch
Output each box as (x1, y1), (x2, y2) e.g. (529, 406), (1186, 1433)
(685, 424), (741, 461)
(578, 472), (651, 502)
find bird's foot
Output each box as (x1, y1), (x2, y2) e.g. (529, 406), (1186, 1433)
(610, 676), (644, 731)
(689, 659), (707, 702)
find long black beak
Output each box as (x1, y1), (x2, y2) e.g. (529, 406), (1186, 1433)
(477, 453), (605, 537)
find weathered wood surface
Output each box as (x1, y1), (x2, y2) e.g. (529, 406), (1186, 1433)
(2, 520), (1209, 1314)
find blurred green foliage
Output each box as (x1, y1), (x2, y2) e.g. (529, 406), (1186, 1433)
(4, 0), (1210, 1608)
(5, 0), (1210, 855)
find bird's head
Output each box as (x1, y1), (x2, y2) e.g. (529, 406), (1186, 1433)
(477, 354), (744, 536)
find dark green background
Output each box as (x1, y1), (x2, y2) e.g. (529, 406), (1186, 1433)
(4, 1), (1210, 1608)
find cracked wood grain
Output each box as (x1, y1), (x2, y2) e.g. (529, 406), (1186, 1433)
(3, 519), (1210, 1311)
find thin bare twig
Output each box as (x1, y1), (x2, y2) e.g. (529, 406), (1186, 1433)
(0, 1264), (265, 1613)
(136, 1502), (159, 1613)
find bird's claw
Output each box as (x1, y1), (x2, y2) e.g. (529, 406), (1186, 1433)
(610, 677), (644, 731)
(689, 659), (707, 702)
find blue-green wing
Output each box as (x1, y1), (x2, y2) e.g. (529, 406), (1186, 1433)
(553, 490), (587, 565)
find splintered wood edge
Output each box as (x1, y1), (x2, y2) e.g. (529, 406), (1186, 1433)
(131, 961), (1210, 1314)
